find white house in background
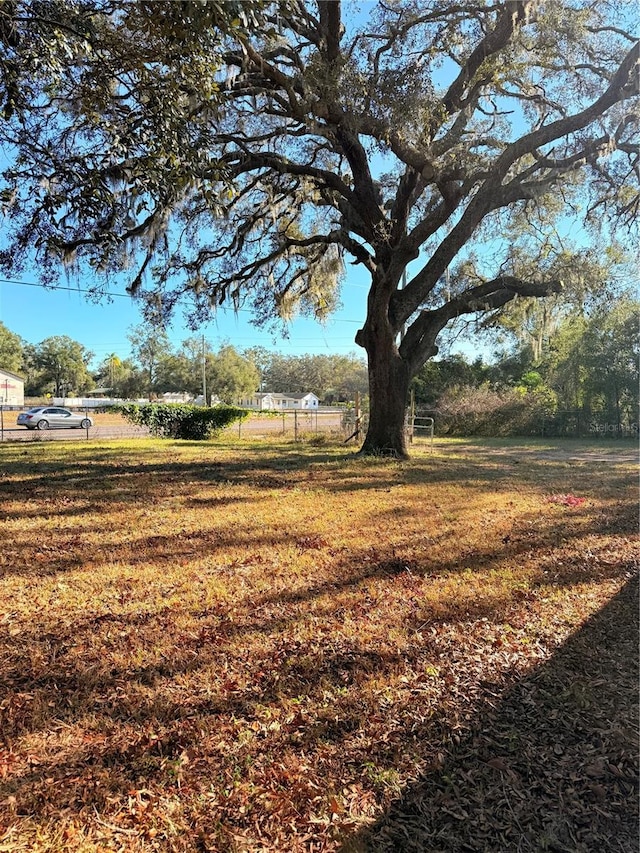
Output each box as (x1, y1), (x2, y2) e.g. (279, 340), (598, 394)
(160, 392), (193, 403)
(0, 368), (24, 406)
(240, 392), (320, 411)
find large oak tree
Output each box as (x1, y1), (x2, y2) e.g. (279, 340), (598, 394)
(1, 1), (638, 455)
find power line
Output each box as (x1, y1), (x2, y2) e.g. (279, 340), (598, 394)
(0, 277), (130, 299)
(0, 276), (365, 324)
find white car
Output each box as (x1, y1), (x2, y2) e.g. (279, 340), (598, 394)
(16, 406), (93, 430)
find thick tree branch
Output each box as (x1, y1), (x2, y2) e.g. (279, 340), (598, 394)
(494, 41), (639, 175)
(318, 0), (342, 65)
(400, 276), (563, 371)
(394, 39), (639, 327)
(221, 149), (355, 207)
(440, 2), (537, 121)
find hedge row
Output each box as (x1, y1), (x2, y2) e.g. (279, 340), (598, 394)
(113, 403), (249, 440)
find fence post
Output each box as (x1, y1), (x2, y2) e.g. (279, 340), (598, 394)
(294, 409), (298, 442)
(408, 389), (415, 444)
(0, 405), (3, 442)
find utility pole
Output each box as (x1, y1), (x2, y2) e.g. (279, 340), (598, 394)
(201, 334), (207, 406)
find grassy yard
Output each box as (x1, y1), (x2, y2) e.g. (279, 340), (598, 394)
(0, 437), (637, 852)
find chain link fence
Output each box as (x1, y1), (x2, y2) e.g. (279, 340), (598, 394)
(415, 405), (638, 439)
(0, 406), (359, 442)
(232, 409), (359, 441)
(5, 402), (634, 443)
(0, 405), (148, 441)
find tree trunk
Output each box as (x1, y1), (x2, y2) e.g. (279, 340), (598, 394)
(359, 336), (411, 458)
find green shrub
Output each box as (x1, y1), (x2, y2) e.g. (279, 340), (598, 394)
(113, 403), (249, 440)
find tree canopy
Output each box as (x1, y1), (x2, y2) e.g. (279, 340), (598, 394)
(25, 334), (93, 396)
(1, 0), (638, 454)
(0, 321), (23, 373)
(0, 0), (264, 287)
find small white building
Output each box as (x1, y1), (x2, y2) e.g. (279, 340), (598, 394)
(240, 392), (320, 411)
(160, 392), (193, 403)
(0, 368), (24, 406)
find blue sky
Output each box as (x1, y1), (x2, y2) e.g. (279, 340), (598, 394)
(0, 267), (373, 370)
(0, 263), (492, 372)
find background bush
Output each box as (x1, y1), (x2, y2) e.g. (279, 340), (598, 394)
(431, 384), (556, 437)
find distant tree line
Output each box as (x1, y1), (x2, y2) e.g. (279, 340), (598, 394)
(0, 322), (369, 405)
(1, 296), (636, 433)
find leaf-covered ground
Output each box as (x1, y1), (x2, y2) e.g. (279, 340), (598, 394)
(0, 437), (637, 852)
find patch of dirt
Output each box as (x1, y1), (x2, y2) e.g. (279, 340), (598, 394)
(445, 442), (637, 465)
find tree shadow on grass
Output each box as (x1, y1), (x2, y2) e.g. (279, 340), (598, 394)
(1, 441), (634, 539)
(1, 497), (634, 740)
(0, 545), (636, 848)
(0, 442), (636, 846)
(2, 577), (635, 850)
(340, 574), (639, 853)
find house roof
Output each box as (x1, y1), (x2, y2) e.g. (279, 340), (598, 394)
(255, 391), (318, 400)
(0, 368), (25, 381)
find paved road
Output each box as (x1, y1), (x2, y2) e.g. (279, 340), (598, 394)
(0, 425), (150, 442)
